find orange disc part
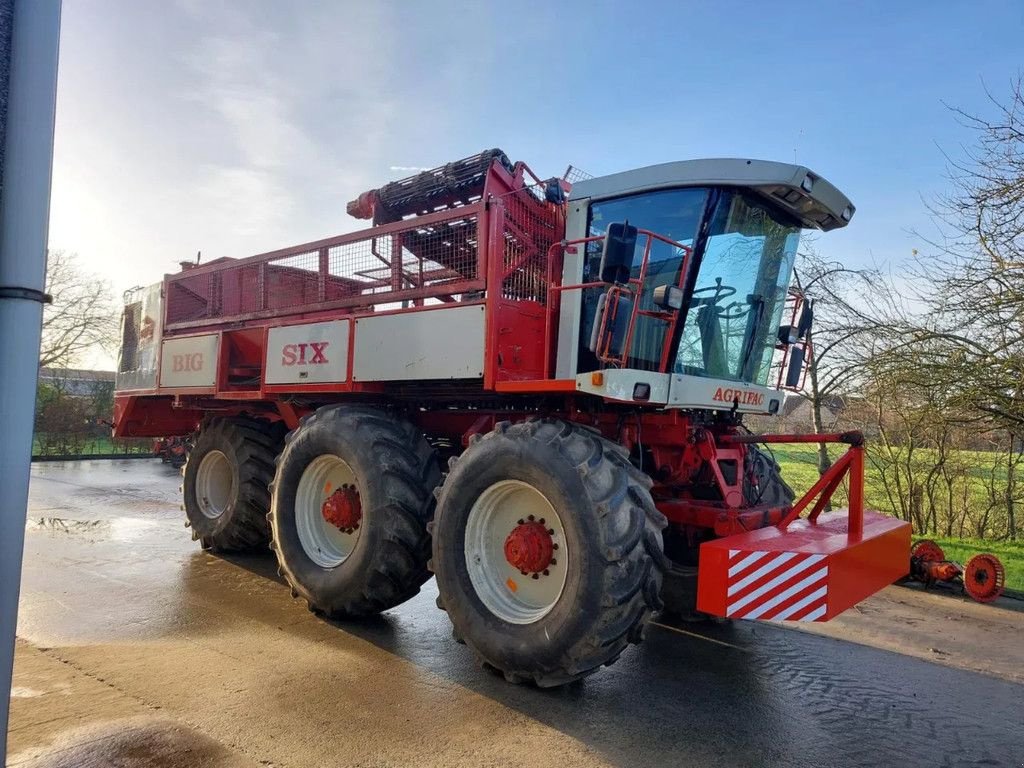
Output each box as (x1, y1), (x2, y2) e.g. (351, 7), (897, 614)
(963, 553), (1005, 603)
(911, 539), (945, 562)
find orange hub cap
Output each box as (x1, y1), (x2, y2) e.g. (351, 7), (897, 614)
(321, 486), (362, 534)
(504, 521), (554, 574)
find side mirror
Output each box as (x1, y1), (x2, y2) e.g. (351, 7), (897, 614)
(797, 298), (814, 339)
(785, 346), (805, 387)
(653, 284), (684, 310)
(599, 222), (637, 284)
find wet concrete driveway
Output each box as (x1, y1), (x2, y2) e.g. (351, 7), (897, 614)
(10, 459), (1024, 767)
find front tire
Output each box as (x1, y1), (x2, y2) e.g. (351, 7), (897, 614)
(269, 405), (439, 617)
(744, 443), (795, 507)
(433, 419), (666, 687)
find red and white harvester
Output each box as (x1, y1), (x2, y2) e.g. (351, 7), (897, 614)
(114, 150), (910, 686)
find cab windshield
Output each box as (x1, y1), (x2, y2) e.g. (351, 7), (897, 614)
(675, 191), (800, 385)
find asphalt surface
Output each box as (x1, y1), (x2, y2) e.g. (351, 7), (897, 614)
(10, 459), (1024, 767)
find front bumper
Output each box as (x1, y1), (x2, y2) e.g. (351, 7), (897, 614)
(696, 509), (911, 621)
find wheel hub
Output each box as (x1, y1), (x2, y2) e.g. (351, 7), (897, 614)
(504, 519), (554, 574)
(321, 485), (361, 534)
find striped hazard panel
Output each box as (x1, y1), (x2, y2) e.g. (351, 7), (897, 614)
(697, 509), (910, 621)
(725, 550), (828, 621)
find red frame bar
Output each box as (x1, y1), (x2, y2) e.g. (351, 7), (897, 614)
(723, 430), (865, 538)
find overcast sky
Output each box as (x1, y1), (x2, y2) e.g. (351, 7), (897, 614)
(49, 0), (1022, 310)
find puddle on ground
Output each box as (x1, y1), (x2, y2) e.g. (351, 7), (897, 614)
(27, 517), (161, 543)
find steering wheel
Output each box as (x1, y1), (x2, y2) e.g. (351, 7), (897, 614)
(690, 279), (737, 307)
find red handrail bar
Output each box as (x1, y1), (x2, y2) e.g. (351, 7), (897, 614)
(542, 231), (692, 377)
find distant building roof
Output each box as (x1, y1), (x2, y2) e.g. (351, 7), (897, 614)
(39, 367), (116, 396)
(40, 367), (115, 382)
(782, 393), (850, 419)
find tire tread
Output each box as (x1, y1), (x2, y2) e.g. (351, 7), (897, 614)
(269, 405), (439, 617)
(440, 417), (665, 687)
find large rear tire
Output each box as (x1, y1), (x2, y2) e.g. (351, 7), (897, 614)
(182, 418), (282, 552)
(433, 419), (666, 687)
(269, 405), (439, 617)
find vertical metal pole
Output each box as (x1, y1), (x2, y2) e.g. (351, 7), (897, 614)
(0, 1), (61, 761)
(317, 247), (328, 302)
(848, 446), (865, 539)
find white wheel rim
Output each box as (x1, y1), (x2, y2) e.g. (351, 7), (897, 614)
(465, 479), (568, 625)
(195, 450), (235, 519)
(295, 454), (361, 569)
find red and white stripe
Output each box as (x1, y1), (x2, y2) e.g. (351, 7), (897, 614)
(725, 550), (828, 621)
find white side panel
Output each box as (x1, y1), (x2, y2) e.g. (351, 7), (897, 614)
(667, 373), (783, 415)
(265, 320), (350, 385)
(160, 334), (219, 388)
(575, 368), (670, 404)
(353, 305), (485, 382)
(555, 198), (590, 378)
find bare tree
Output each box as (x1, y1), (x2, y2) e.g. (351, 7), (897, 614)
(39, 249), (118, 368)
(792, 246), (904, 475)
(908, 79), (1024, 426)
(899, 77), (1024, 538)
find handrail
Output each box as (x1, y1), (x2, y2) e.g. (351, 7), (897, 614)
(542, 230), (693, 377)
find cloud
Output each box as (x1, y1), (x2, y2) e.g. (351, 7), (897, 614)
(169, 2), (410, 243)
(49, 0), (500, 309)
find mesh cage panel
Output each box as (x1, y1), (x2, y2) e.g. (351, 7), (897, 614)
(499, 189), (560, 304)
(563, 165), (594, 184)
(165, 212), (480, 327)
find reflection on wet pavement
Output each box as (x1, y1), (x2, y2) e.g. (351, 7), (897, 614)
(16, 459), (1024, 768)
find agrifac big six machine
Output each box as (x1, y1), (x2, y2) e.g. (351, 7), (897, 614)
(114, 150), (910, 686)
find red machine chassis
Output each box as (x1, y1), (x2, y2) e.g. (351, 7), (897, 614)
(114, 153), (910, 622)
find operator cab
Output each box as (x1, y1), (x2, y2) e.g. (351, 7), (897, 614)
(557, 159), (854, 414)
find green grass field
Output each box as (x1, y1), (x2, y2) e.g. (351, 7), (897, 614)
(771, 443), (1024, 592)
(771, 443), (1008, 513)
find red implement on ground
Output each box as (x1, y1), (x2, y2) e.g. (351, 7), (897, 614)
(908, 540), (1006, 603)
